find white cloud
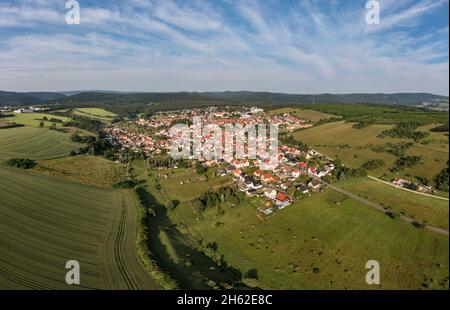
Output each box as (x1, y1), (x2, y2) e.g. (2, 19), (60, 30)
(0, 0), (448, 95)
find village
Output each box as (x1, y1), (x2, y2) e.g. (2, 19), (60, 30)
(104, 107), (336, 219)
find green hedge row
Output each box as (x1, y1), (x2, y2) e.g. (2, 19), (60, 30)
(131, 189), (179, 289)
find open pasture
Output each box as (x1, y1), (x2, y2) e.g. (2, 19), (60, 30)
(2, 113), (70, 127)
(136, 161), (449, 290)
(73, 108), (117, 121)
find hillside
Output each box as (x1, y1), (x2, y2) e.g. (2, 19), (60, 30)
(0, 91), (65, 106)
(1, 91), (448, 111)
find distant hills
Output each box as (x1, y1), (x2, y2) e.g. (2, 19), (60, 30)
(0, 91), (65, 106)
(1, 90), (448, 111)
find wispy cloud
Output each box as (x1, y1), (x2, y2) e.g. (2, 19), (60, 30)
(0, 0), (448, 95)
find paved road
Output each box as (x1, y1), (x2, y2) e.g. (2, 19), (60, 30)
(308, 174), (449, 237)
(368, 175), (449, 201)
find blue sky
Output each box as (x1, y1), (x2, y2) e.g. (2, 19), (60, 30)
(0, 0), (448, 95)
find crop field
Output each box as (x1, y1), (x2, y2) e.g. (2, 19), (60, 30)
(34, 155), (127, 187)
(2, 113), (70, 127)
(0, 168), (158, 289)
(294, 121), (449, 182)
(0, 126), (83, 160)
(270, 107), (338, 122)
(335, 177), (449, 229)
(73, 108), (117, 121)
(135, 162), (449, 290)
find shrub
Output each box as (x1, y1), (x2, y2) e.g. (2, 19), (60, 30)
(396, 156), (423, 168)
(4, 158), (36, 169)
(435, 164), (449, 192)
(430, 122), (449, 132)
(362, 159), (385, 170)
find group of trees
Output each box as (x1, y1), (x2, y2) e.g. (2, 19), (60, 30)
(193, 186), (243, 213)
(195, 161), (207, 174)
(148, 156), (190, 169)
(435, 162), (449, 192)
(74, 133), (119, 160)
(63, 115), (104, 133)
(4, 158), (36, 169)
(379, 121), (429, 140)
(430, 122), (449, 133)
(362, 159), (385, 170)
(70, 132), (96, 144)
(333, 166), (367, 181)
(279, 133), (309, 152)
(0, 113), (14, 118)
(396, 155), (423, 168)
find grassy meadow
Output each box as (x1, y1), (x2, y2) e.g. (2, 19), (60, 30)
(135, 161), (449, 290)
(73, 108), (118, 121)
(270, 107), (338, 122)
(335, 177), (449, 229)
(2, 112), (70, 127)
(0, 168), (157, 289)
(293, 120), (449, 184)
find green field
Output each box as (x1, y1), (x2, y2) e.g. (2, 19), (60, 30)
(0, 168), (158, 289)
(135, 161), (449, 290)
(294, 121), (449, 184)
(270, 107), (337, 122)
(0, 126), (83, 160)
(2, 113), (70, 127)
(73, 108), (117, 121)
(335, 177), (449, 229)
(301, 103), (449, 124)
(34, 155), (126, 187)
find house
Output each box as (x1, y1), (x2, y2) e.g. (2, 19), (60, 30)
(233, 169), (242, 178)
(308, 180), (321, 191)
(261, 173), (274, 183)
(250, 180), (263, 190)
(264, 187), (277, 199)
(314, 168), (327, 178)
(275, 192), (291, 209)
(299, 162), (307, 170)
(297, 183), (309, 194)
(244, 175), (255, 185)
(216, 168), (227, 177)
(246, 188), (257, 197)
(226, 165), (236, 173)
(292, 169), (301, 178)
(392, 177), (410, 187)
(254, 170), (264, 178)
(281, 181), (291, 190)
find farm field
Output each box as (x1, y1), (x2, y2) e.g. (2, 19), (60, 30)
(294, 121), (449, 183)
(270, 107), (338, 122)
(335, 177), (449, 229)
(73, 108), (117, 121)
(0, 126), (83, 160)
(135, 162), (449, 290)
(2, 112), (70, 127)
(0, 168), (158, 289)
(34, 155), (127, 187)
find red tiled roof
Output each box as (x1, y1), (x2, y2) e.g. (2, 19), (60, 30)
(276, 192), (289, 202)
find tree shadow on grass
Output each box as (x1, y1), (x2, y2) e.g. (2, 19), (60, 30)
(136, 185), (248, 290)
